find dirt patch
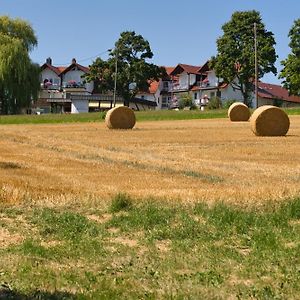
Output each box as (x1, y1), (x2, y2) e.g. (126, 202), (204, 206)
(111, 237), (138, 247)
(87, 213), (112, 224)
(0, 228), (23, 248)
(40, 240), (63, 248)
(156, 240), (171, 252)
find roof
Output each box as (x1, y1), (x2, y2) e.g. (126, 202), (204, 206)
(197, 61), (210, 73)
(41, 62), (88, 76)
(258, 82), (300, 103)
(59, 63), (89, 75)
(164, 67), (175, 76)
(40, 63), (62, 76)
(149, 81), (159, 94)
(170, 64), (201, 76)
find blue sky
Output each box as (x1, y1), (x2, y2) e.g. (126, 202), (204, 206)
(1, 0), (300, 84)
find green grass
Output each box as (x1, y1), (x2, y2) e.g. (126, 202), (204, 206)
(0, 111), (106, 125)
(0, 107), (299, 125)
(1, 196), (300, 298)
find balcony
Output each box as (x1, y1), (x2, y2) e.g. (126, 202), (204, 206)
(170, 83), (189, 91)
(41, 82), (60, 90)
(62, 81), (85, 89)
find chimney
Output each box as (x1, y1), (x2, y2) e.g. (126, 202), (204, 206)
(72, 58), (76, 64)
(46, 57), (52, 65)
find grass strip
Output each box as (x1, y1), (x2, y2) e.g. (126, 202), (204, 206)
(1, 196), (300, 298)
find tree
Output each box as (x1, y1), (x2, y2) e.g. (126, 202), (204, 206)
(211, 10), (277, 106)
(279, 19), (300, 96)
(0, 16), (40, 114)
(84, 31), (165, 106)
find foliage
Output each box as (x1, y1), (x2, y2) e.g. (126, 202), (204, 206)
(279, 19), (300, 96)
(109, 192), (133, 213)
(0, 16), (40, 114)
(223, 99), (237, 109)
(273, 98), (283, 107)
(207, 96), (222, 110)
(84, 31), (165, 106)
(178, 93), (194, 109)
(211, 10), (277, 106)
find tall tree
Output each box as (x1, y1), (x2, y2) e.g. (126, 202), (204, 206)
(0, 16), (40, 114)
(84, 31), (165, 106)
(279, 19), (300, 96)
(211, 10), (277, 106)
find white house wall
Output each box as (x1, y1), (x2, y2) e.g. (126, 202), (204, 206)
(178, 72), (196, 89)
(41, 69), (60, 86)
(71, 100), (89, 113)
(62, 70), (85, 84)
(220, 85), (244, 103)
(207, 71), (219, 87)
(62, 69), (94, 93)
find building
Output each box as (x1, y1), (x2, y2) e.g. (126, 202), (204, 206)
(136, 67), (175, 110)
(36, 58), (93, 113)
(256, 82), (300, 108)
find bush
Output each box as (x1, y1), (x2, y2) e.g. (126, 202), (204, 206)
(110, 193), (133, 213)
(223, 99), (237, 109)
(207, 96), (222, 110)
(178, 93), (194, 109)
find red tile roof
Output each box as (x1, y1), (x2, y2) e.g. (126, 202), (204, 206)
(170, 64), (201, 76)
(148, 80), (159, 94)
(258, 82), (300, 103)
(164, 67), (175, 76)
(56, 66), (67, 73)
(59, 63), (89, 75)
(41, 62), (89, 76)
(40, 63), (62, 75)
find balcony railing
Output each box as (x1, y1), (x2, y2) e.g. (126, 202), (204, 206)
(170, 83), (189, 91)
(41, 81), (86, 90)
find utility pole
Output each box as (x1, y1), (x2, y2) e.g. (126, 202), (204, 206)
(113, 48), (118, 107)
(254, 22), (258, 108)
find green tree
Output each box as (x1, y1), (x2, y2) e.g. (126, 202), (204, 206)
(279, 19), (300, 96)
(84, 31), (165, 106)
(0, 16), (40, 114)
(211, 10), (277, 106)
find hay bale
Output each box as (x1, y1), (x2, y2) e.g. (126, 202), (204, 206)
(105, 106), (136, 129)
(228, 102), (250, 121)
(250, 105), (290, 136)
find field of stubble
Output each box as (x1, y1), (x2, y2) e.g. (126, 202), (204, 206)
(0, 116), (299, 206)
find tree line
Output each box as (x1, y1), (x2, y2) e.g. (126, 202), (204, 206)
(0, 12), (300, 114)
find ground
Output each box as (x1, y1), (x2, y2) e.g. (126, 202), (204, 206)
(0, 117), (299, 206)
(0, 116), (300, 299)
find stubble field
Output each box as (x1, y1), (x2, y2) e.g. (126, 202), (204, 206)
(0, 116), (299, 206)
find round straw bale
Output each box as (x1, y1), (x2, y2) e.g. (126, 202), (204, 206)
(250, 105), (290, 136)
(105, 106), (136, 129)
(228, 102), (250, 121)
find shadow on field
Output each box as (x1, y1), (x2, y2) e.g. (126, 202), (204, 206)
(0, 287), (78, 300)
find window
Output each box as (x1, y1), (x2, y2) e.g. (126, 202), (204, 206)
(194, 92), (198, 100)
(163, 81), (169, 89)
(141, 95), (145, 99)
(162, 96), (168, 108)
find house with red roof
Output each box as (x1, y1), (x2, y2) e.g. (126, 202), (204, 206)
(37, 58), (94, 113)
(256, 82), (300, 107)
(136, 66), (175, 109)
(194, 61), (300, 108)
(168, 62), (245, 108)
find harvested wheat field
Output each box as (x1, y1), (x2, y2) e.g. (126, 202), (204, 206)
(0, 116), (299, 206)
